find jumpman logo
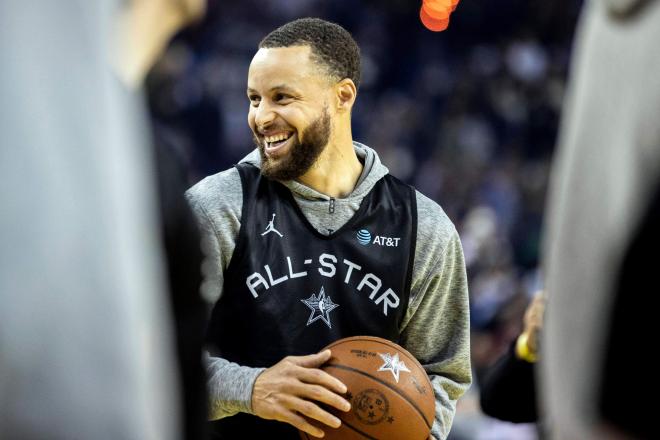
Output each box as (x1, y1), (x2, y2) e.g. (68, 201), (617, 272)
(261, 213), (283, 237)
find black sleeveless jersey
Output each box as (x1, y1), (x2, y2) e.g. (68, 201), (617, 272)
(206, 163), (417, 439)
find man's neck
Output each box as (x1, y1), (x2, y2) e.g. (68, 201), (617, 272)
(297, 139), (363, 198)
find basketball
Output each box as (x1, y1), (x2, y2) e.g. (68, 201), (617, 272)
(299, 336), (435, 440)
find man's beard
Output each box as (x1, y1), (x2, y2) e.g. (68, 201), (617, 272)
(255, 109), (331, 181)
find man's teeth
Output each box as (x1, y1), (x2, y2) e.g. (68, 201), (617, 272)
(265, 133), (292, 144)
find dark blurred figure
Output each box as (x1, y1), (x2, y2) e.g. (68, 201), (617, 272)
(154, 131), (209, 440)
(116, 1), (210, 438)
(598, 178), (659, 440)
(541, 0), (660, 438)
(479, 293), (544, 424)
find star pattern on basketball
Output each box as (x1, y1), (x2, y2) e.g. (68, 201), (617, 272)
(377, 352), (411, 383)
(301, 287), (339, 328)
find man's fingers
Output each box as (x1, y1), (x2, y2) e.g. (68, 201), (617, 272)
(292, 382), (351, 412)
(275, 408), (325, 438)
(281, 395), (342, 429)
(289, 349), (332, 368)
(252, 351), (350, 435)
(295, 364), (348, 395)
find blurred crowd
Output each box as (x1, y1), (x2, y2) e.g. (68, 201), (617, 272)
(146, 1), (582, 438)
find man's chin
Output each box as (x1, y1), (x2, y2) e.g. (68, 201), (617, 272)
(263, 148), (289, 162)
(260, 155), (306, 181)
(261, 168), (288, 181)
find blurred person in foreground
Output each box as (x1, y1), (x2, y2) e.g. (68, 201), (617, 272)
(541, 0), (660, 438)
(0, 0), (204, 439)
(186, 18), (472, 440)
(0, 1), (179, 438)
(480, 293), (545, 424)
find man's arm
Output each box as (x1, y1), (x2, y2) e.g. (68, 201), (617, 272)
(204, 354), (264, 419)
(401, 194), (472, 440)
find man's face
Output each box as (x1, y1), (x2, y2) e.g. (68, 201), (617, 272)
(247, 46), (334, 180)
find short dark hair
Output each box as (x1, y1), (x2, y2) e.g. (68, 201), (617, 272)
(259, 18), (361, 89)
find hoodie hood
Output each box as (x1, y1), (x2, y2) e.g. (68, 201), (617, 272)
(238, 141), (390, 202)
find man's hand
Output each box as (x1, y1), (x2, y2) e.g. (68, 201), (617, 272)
(521, 293), (546, 354)
(251, 349), (351, 438)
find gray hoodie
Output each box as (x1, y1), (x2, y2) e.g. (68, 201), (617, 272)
(186, 142), (471, 439)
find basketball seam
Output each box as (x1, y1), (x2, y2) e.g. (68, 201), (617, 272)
(341, 419), (379, 439)
(301, 421), (375, 439)
(325, 363), (432, 430)
(324, 337), (433, 389)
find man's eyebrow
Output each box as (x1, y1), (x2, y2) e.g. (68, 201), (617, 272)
(247, 85), (298, 94)
(270, 85), (297, 93)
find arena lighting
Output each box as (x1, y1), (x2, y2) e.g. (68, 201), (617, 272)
(423, 0), (451, 19)
(420, 0), (460, 32)
(420, 5), (450, 32)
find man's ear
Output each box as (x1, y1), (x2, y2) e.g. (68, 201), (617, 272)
(335, 79), (357, 113)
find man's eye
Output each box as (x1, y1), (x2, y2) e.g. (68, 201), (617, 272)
(249, 96), (261, 106)
(274, 93), (291, 102)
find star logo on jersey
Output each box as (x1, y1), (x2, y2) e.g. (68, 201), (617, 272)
(301, 287), (339, 329)
(377, 352), (411, 383)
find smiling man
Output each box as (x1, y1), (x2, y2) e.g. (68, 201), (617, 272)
(186, 18), (471, 440)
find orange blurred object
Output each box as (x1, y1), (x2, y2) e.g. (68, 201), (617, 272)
(422, 0), (451, 20)
(420, 6), (450, 32)
(423, 0), (459, 8)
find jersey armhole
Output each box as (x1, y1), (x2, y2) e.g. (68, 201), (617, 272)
(397, 186), (418, 331)
(406, 187), (418, 297)
(227, 163), (256, 271)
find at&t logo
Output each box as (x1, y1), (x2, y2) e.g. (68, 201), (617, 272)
(356, 229), (401, 247)
(357, 229), (372, 245)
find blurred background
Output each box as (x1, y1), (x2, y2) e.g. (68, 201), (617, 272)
(146, 1), (582, 438)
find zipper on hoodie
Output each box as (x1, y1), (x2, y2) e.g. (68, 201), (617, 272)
(329, 198), (335, 214)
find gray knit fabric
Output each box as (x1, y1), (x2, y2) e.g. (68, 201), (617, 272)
(186, 142), (471, 439)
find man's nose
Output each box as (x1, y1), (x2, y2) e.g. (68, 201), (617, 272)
(254, 100), (276, 129)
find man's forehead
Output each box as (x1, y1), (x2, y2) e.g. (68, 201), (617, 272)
(247, 46), (325, 89)
(251, 45), (313, 64)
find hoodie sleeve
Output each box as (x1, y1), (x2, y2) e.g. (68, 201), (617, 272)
(185, 169), (265, 420)
(399, 191), (472, 440)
